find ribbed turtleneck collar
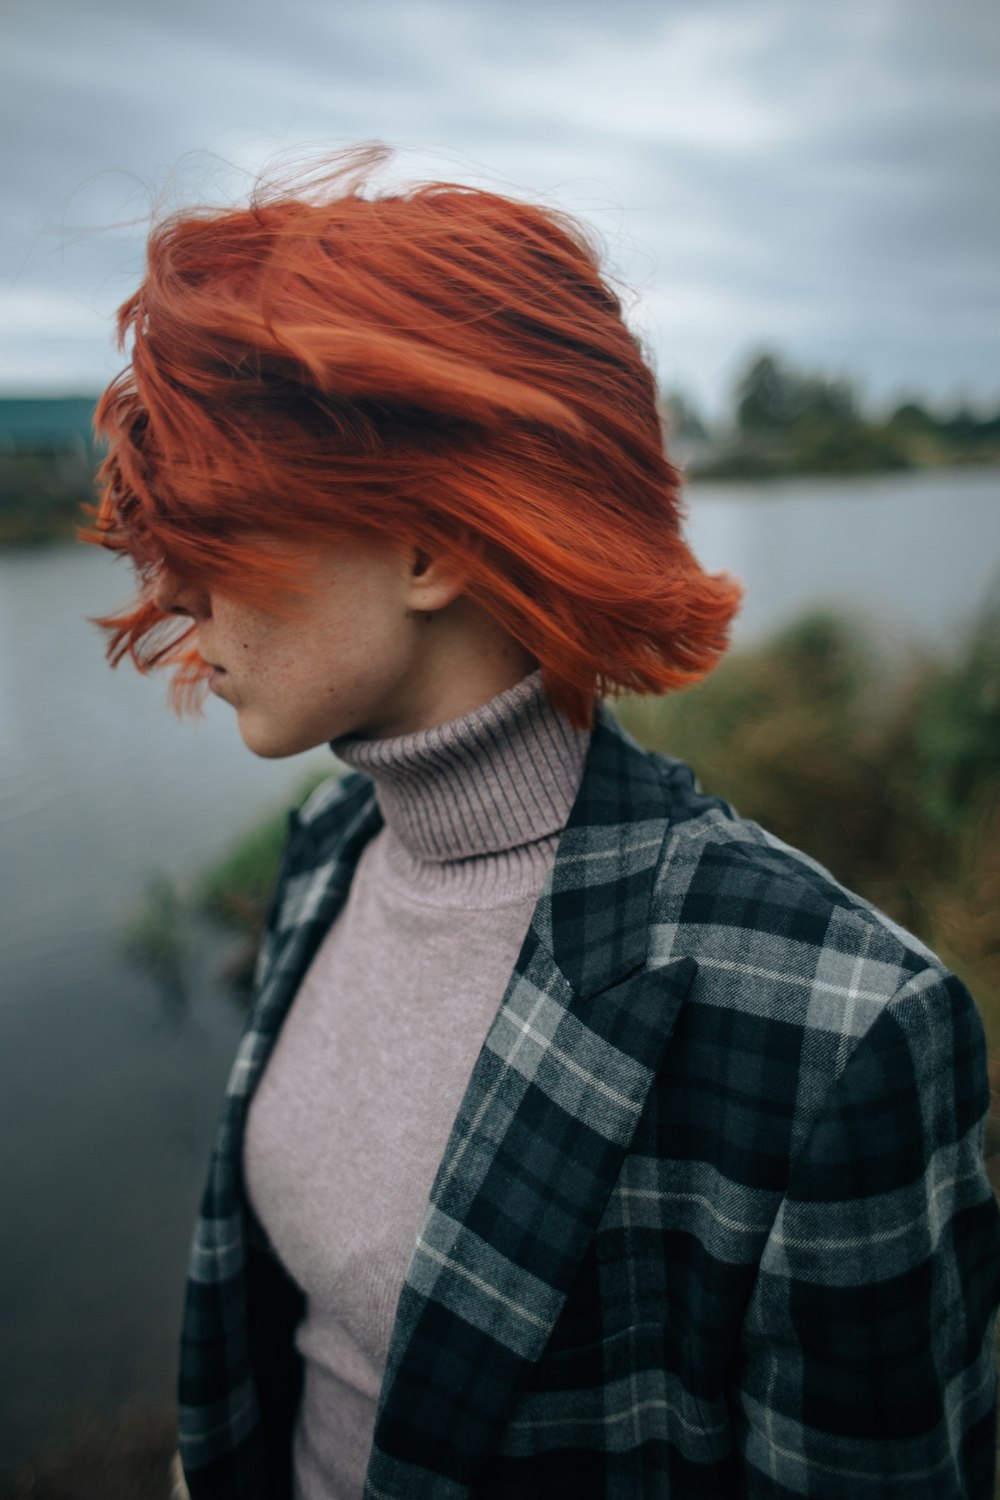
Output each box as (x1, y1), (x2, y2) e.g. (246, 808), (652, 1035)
(331, 671), (591, 866)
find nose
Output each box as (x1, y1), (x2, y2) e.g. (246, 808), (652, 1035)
(152, 567), (210, 621)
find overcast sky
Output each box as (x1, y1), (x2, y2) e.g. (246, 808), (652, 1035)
(3, 0), (998, 417)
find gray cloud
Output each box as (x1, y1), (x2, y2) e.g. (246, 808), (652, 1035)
(2, 0), (997, 413)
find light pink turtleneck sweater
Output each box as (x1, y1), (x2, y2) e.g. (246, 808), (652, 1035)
(243, 672), (591, 1500)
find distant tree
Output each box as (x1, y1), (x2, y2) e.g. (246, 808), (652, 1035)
(735, 351), (858, 433)
(796, 374), (858, 426)
(735, 353), (801, 431)
(889, 400), (937, 433)
(940, 405), (1000, 447)
(660, 388), (708, 441)
(678, 351), (996, 480)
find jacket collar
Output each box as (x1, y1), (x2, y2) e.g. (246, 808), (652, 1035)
(534, 700), (678, 995)
(266, 700), (672, 998)
(267, 699), (669, 997)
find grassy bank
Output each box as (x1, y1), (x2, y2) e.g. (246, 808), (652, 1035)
(667, 350), (1000, 479)
(0, 451), (96, 546)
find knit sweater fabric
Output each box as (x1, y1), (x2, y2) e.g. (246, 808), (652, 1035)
(242, 671), (591, 1500)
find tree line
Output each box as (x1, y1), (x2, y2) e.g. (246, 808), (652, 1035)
(662, 351), (1000, 478)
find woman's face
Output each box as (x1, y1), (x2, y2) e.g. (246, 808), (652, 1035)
(152, 537), (440, 757)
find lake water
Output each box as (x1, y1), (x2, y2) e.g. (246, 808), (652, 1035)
(686, 465), (1000, 650)
(1, 465), (998, 1469)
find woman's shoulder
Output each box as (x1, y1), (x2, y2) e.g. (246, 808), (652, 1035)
(640, 749), (989, 1182)
(643, 745), (964, 1064)
(649, 754), (937, 970)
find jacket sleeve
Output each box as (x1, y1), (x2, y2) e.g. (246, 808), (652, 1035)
(736, 966), (1000, 1498)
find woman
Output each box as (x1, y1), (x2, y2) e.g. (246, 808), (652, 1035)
(87, 148), (1000, 1498)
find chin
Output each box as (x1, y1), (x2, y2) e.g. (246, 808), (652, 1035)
(237, 715), (328, 761)
(237, 720), (297, 760)
(245, 741), (299, 761)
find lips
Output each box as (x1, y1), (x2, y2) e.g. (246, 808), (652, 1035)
(200, 654), (228, 691)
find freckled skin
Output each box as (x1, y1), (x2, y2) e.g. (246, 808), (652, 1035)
(153, 537), (536, 757)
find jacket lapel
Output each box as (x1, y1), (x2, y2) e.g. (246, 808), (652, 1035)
(235, 780), (384, 1114)
(366, 708), (696, 1497)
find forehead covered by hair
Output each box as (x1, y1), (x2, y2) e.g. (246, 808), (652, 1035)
(85, 145), (740, 724)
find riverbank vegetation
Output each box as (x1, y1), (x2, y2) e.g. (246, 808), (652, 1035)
(663, 349), (1000, 478)
(0, 449), (95, 546)
(0, 397), (98, 546)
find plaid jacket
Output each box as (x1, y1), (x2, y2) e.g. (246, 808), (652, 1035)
(178, 704), (1000, 1498)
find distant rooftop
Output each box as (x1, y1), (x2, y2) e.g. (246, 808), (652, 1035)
(0, 396), (100, 453)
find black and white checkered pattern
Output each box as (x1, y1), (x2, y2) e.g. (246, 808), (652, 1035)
(178, 704), (1000, 1498)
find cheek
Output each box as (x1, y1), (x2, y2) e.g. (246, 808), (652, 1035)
(216, 611), (287, 678)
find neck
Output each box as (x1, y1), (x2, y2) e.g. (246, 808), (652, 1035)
(383, 595), (539, 738)
(331, 670), (591, 865)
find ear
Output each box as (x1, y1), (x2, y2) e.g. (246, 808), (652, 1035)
(404, 547), (468, 614)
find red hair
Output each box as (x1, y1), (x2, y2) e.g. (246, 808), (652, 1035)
(84, 146), (741, 727)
